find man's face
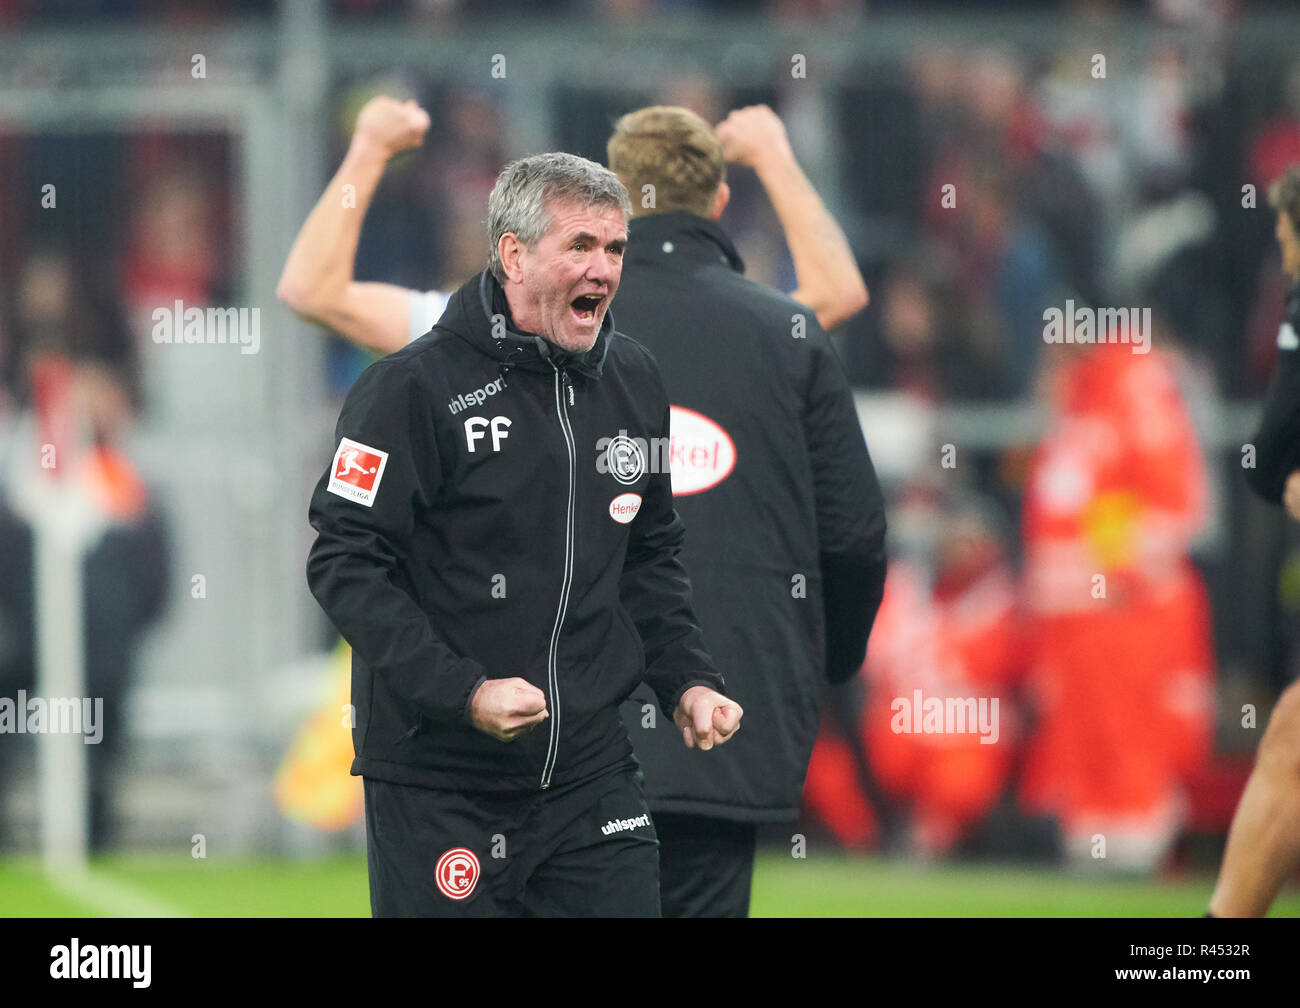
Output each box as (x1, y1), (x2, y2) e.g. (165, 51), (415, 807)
(512, 198), (627, 353)
(1277, 209), (1300, 282)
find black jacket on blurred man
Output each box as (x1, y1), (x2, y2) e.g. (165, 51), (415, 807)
(607, 107), (888, 917)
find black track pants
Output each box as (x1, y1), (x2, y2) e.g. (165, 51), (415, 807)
(655, 812), (757, 918)
(364, 765), (660, 917)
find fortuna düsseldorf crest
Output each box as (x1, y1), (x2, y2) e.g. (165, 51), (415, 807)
(435, 847), (480, 900)
(605, 434), (646, 485)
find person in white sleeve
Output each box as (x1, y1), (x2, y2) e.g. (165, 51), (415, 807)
(278, 96), (449, 354)
(278, 94), (867, 354)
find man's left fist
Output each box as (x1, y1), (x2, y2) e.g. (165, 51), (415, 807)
(673, 686), (743, 752)
(1284, 469), (1300, 521)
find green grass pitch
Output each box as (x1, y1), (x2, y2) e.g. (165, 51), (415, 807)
(2, 852), (1297, 917)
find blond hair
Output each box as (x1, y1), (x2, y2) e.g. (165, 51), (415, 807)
(1269, 165), (1300, 232)
(607, 106), (724, 218)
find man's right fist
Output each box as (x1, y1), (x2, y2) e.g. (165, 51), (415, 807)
(469, 677), (549, 743)
(1284, 469), (1300, 521)
(353, 96), (431, 161)
(715, 104), (794, 172)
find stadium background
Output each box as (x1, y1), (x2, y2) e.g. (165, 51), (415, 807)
(0, 0), (1298, 916)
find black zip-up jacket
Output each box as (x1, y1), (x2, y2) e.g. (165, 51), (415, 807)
(306, 269), (723, 794)
(1247, 283), (1300, 503)
(614, 212), (888, 821)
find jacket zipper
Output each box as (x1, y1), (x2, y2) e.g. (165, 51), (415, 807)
(541, 364), (576, 789)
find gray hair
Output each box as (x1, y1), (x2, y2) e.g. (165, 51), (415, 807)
(486, 152), (633, 283)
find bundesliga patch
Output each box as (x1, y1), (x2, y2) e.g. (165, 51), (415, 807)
(435, 847), (480, 901)
(327, 438), (388, 507)
(1279, 321), (1298, 351)
(609, 492), (641, 524)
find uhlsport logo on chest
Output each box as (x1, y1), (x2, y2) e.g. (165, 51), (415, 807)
(448, 374), (509, 415)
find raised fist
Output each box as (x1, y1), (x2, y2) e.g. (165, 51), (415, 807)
(715, 104), (793, 170)
(354, 96), (431, 161)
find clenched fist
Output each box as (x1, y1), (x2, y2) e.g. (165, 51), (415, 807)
(353, 96), (431, 162)
(469, 678), (549, 742)
(1285, 469), (1300, 522)
(715, 104), (794, 172)
(673, 685), (743, 751)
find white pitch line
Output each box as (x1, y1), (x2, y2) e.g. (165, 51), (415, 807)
(49, 867), (188, 918)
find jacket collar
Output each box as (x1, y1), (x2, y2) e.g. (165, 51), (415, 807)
(625, 211), (745, 274)
(439, 269), (612, 379)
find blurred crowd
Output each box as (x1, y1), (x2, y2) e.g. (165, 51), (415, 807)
(0, 0), (881, 26)
(0, 131), (227, 848)
(1, 0), (1299, 866)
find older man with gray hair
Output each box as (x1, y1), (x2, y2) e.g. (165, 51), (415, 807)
(306, 151), (740, 917)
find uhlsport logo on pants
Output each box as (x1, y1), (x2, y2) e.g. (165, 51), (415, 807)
(435, 847), (480, 900)
(601, 813), (651, 836)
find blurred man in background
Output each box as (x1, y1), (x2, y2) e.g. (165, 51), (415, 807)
(1018, 311), (1213, 872)
(280, 96), (885, 916)
(847, 491), (1023, 858)
(604, 104), (886, 916)
(0, 250), (169, 852)
(1210, 165), (1300, 916)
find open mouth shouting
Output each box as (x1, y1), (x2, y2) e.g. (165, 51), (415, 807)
(571, 292), (605, 326)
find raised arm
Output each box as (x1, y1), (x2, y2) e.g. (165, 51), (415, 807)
(277, 96), (430, 355)
(716, 104), (868, 331)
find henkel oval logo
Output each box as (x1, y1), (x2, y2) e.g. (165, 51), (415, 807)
(668, 405), (736, 496)
(609, 492), (642, 524)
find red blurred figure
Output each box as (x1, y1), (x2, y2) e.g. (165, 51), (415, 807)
(864, 507), (1022, 856)
(803, 493), (1024, 857)
(1019, 333), (1213, 871)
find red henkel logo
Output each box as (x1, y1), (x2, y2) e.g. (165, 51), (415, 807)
(435, 847), (480, 901)
(668, 405), (737, 496)
(609, 492), (642, 524)
(326, 438), (389, 507)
